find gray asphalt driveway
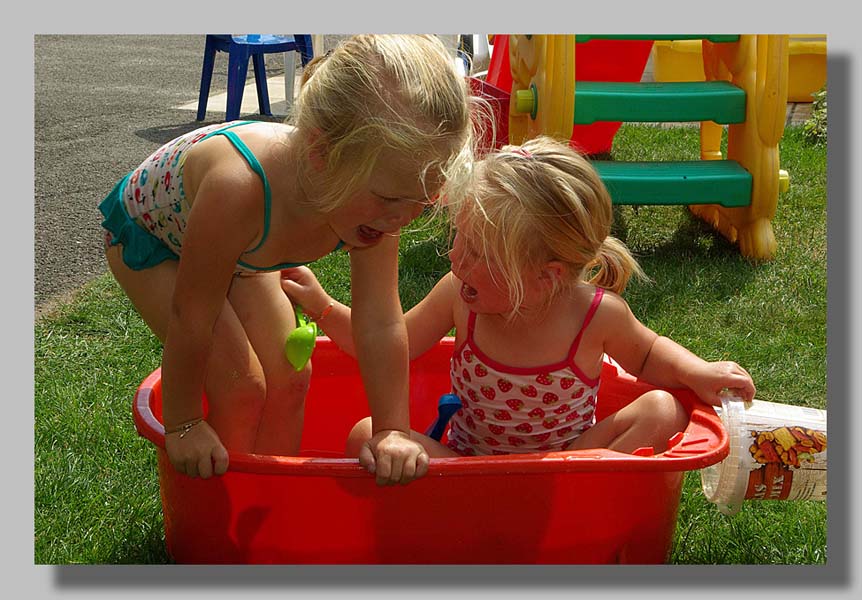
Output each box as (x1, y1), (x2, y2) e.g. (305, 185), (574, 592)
(34, 34), (344, 316)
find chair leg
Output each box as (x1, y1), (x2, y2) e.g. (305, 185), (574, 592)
(226, 46), (250, 122)
(295, 35), (314, 66)
(197, 36), (218, 121)
(252, 54), (272, 116)
(283, 51), (297, 112)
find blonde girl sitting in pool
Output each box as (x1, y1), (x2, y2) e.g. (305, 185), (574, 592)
(282, 136), (755, 465)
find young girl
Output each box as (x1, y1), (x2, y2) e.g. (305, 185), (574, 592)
(282, 136), (756, 464)
(100, 35), (474, 484)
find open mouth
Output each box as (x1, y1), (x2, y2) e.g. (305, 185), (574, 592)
(460, 282), (479, 303)
(357, 225), (384, 245)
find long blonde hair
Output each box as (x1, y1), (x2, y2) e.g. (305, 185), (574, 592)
(289, 35), (477, 212)
(458, 136), (644, 315)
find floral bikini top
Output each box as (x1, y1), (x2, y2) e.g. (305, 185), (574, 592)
(446, 287), (604, 456)
(121, 121), (343, 273)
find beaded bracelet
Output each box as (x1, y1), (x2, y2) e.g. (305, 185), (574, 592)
(314, 302), (334, 323)
(165, 418), (203, 439)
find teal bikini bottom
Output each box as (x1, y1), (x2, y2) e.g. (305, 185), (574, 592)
(99, 172), (179, 271)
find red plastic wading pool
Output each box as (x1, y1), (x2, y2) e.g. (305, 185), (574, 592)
(133, 338), (728, 564)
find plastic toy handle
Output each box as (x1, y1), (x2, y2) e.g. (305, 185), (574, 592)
(425, 394), (462, 441)
(514, 87), (536, 116)
(295, 306), (321, 336)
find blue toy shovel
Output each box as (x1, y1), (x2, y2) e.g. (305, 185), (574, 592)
(425, 393), (462, 441)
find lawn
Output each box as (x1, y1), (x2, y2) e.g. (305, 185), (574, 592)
(34, 123), (826, 564)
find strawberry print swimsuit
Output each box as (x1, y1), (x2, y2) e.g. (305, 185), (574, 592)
(446, 287), (604, 456)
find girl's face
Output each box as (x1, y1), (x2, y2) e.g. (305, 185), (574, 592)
(449, 215), (558, 317)
(448, 225), (516, 315)
(327, 149), (442, 248)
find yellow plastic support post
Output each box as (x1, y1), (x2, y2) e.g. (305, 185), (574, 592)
(689, 35), (789, 261)
(508, 35), (576, 144)
(700, 39), (733, 161)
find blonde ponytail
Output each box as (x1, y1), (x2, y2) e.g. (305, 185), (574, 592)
(583, 236), (646, 295)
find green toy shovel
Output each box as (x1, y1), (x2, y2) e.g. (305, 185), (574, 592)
(284, 307), (318, 371)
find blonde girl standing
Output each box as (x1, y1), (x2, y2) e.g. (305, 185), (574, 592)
(100, 35), (474, 483)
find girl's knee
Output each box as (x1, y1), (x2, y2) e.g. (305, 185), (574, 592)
(220, 369), (268, 411)
(205, 369), (268, 451)
(640, 390), (689, 444)
(345, 417), (373, 457)
(267, 360), (312, 406)
(655, 390), (688, 425)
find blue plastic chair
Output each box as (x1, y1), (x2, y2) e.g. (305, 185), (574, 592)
(197, 34), (313, 122)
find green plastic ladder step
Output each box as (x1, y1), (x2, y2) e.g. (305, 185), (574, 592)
(593, 160), (752, 207)
(574, 35), (739, 43)
(574, 81), (746, 125)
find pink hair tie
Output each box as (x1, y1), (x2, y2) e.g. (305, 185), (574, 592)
(512, 147), (532, 158)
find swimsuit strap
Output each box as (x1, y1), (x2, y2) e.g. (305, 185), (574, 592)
(234, 239), (347, 272)
(203, 122), (346, 271)
(466, 287), (604, 349)
(203, 123), (271, 254)
(566, 287), (605, 362)
(466, 309), (478, 341)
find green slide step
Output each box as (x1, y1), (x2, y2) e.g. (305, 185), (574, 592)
(593, 160), (752, 207)
(574, 81), (746, 125)
(574, 35), (739, 43)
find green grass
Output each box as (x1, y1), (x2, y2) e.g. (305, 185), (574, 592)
(35, 276), (168, 563)
(34, 124), (826, 564)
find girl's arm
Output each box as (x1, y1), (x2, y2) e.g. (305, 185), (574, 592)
(280, 266), (357, 354)
(638, 337), (756, 405)
(281, 267), (456, 359)
(347, 234), (431, 485)
(161, 166), (263, 478)
(600, 292), (756, 406)
(404, 271), (458, 357)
